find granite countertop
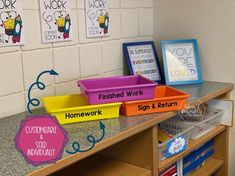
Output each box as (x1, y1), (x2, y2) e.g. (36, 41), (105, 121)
(0, 81), (233, 176)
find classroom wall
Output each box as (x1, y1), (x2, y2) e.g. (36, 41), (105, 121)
(0, 0), (154, 118)
(154, 1), (235, 175)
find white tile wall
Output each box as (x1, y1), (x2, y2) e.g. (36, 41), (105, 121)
(121, 0), (138, 8)
(109, 0), (120, 8)
(139, 8), (154, 36)
(77, 0), (85, 9)
(22, 0), (39, 9)
(0, 93), (25, 117)
(102, 69), (123, 77)
(102, 40), (122, 72)
(0, 53), (24, 96)
(55, 80), (81, 95)
(121, 9), (139, 38)
(71, 0), (77, 9)
(0, 46), (19, 54)
(22, 49), (54, 90)
(0, 0), (154, 118)
(139, 0), (153, 7)
(53, 46), (80, 83)
(80, 43), (102, 77)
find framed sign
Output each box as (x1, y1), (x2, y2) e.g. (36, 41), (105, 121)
(85, 0), (109, 38)
(123, 41), (163, 83)
(0, 0), (25, 46)
(39, 0), (72, 43)
(161, 39), (203, 85)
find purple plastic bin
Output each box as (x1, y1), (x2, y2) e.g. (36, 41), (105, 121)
(78, 75), (156, 105)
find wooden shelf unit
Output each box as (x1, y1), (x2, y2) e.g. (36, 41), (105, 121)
(189, 158), (224, 176)
(159, 125), (226, 172)
(26, 82), (233, 176)
(51, 155), (151, 176)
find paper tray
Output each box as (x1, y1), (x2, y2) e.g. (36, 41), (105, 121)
(42, 94), (122, 125)
(121, 86), (190, 116)
(78, 75), (156, 105)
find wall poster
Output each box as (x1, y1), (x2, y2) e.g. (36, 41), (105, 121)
(85, 0), (109, 38)
(161, 39), (203, 85)
(123, 41), (163, 83)
(39, 0), (72, 43)
(0, 0), (25, 46)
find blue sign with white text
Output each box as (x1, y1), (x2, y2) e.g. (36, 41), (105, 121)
(166, 134), (187, 158)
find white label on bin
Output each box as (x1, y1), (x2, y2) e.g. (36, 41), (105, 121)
(166, 134), (187, 157)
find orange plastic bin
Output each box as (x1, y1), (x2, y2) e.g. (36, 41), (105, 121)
(121, 86), (190, 116)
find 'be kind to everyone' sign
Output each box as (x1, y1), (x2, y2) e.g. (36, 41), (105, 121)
(85, 0), (109, 38)
(128, 44), (161, 82)
(39, 0), (72, 43)
(0, 0), (25, 46)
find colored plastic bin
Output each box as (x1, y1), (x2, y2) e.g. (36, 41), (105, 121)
(121, 86), (190, 116)
(42, 94), (122, 125)
(160, 108), (223, 140)
(189, 108), (223, 139)
(78, 75), (156, 105)
(158, 128), (191, 161)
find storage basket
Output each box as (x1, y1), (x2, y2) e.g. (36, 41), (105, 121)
(78, 75), (156, 105)
(160, 108), (223, 140)
(158, 129), (191, 161)
(121, 86), (189, 116)
(42, 94), (122, 125)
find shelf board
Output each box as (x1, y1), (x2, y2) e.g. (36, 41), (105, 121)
(79, 156), (151, 176)
(159, 125), (226, 172)
(189, 158), (224, 176)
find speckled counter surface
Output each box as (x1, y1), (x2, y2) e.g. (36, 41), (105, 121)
(0, 81), (233, 176)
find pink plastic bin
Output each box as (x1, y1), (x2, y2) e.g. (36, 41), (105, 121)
(78, 75), (156, 105)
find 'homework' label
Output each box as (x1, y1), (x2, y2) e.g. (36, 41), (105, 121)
(65, 110), (102, 119)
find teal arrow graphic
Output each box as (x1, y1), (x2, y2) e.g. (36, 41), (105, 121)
(66, 121), (106, 154)
(27, 69), (59, 114)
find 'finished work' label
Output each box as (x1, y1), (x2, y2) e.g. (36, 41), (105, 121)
(98, 90), (144, 100)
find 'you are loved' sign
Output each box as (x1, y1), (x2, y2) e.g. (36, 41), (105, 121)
(39, 0), (72, 43)
(85, 0), (109, 38)
(161, 39), (203, 85)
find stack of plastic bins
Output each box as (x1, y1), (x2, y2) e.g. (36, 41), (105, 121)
(41, 75), (152, 125)
(43, 75), (156, 125)
(183, 140), (215, 175)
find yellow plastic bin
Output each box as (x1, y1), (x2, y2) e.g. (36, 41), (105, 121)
(42, 94), (122, 125)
